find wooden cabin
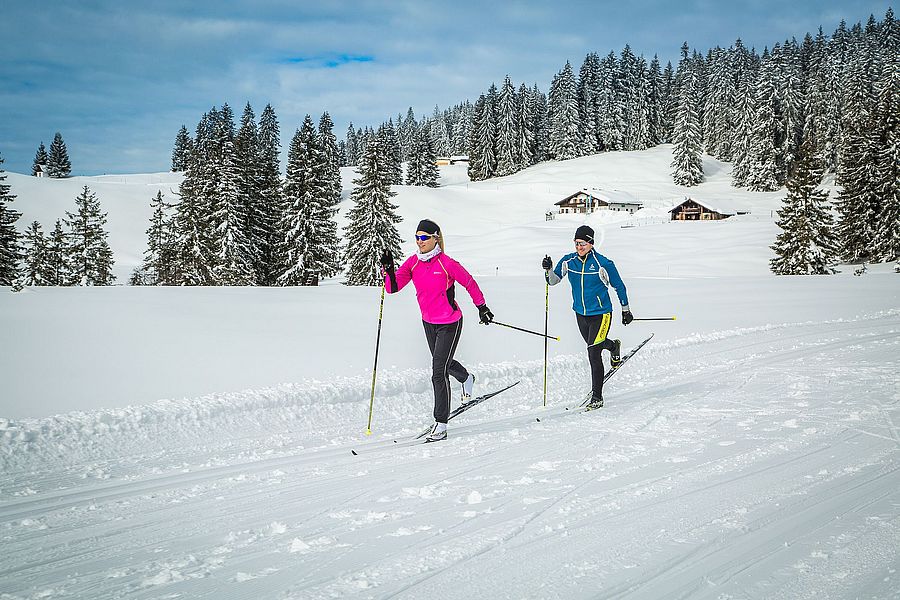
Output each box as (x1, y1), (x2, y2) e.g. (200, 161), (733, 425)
(669, 198), (745, 221)
(555, 189), (643, 214)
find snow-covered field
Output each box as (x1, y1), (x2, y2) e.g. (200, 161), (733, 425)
(2, 147), (898, 599)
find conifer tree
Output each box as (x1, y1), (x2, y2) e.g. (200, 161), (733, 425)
(278, 117), (341, 285)
(318, 112), (343, 208)
(495, 76), (521, 175)
(597, 52), (624, 151)
(21, 221), (47, 286)
(834, 41), (880, 263)
(47, 132), (72, 178)
(343, 138), (402, 286)
(210, 137), (255, 285)
(381, 120), (403, 185)
(44, 220), (72, 286)
(871, 48), (900, 261)
(577, 52), (601, 155)
(171, 125), (193, 171)
(140, 191), (177, 285)
(234, 102), (262, 284)
(345, 123), (360, 167)
(745, 51), (782, 191)
(548, 62), (581, 159)
(671, 58), (704, 186)
(518, 83), (537, 167)
(32, 142), (48, 176)
(256, 104), (282, 284)
(770, 135), (836, 274)
(467, 91), (497, 181)
(406, 125), (440, 187)
(64, 186), (115, 285)
(0, 152), (21, 285)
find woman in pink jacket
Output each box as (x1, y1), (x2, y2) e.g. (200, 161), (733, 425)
(381, 219), (494, 442)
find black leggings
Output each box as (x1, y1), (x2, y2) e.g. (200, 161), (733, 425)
(576, 313), (616, 399)
(423, 318), (470, 423)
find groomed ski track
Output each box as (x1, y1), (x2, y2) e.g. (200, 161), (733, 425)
(2, 311), (898, 599)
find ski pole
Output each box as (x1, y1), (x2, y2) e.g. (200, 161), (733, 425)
(366, 285), (386, 435)
(632, 317), (677, 321)
(492, 320), (560, 341)
(543, 281), (549, 407)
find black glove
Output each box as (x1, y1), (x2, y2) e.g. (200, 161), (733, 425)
(542, 255), (553, 270)
(379, 249), (394, 272)
(477, 304), (494, 325)
(622, 310), (634, 326)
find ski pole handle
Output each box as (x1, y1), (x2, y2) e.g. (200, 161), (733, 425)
(493, 320), (560, 341)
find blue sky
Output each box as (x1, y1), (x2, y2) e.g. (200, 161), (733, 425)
(0, 0), (893, 175)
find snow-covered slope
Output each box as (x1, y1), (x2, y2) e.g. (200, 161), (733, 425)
(1, 148), (898, 599)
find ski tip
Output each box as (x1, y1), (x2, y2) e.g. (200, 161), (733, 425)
(351, 450), (358, 456)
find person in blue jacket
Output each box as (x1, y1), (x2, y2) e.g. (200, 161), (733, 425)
(542, 225), (633, 409)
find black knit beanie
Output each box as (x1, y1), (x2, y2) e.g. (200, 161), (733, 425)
(574, 225), (594, 244)
(417, 219), (440, 235)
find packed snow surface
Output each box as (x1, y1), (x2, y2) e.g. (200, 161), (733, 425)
(2, 147), (898, 599)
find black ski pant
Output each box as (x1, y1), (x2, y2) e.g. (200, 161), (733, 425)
(423, 318), (469, 424)
(576, 312), (615, 401)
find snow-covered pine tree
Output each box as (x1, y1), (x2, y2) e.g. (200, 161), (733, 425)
(451, 102), (472, 156)
(399, 108), (419, 163)
(834, 37), (880, 263)
(597, 52), (624, 151)
(21, 221), (47, 286)
(770, 133), (837, 275)
(172, 125), (194, 172)
(234, 103), (263, 284)
(256, 104), (282, 285)
(531, 84), (550, 162)
(64, 186), (115, 286)
(381, 120), (403, 185)
(577, 53), (601, 155)
(278, 116), (340, 286)
(406, 125), (439, 187)
(670, 53), (704, 186)
(518, 83), (536, 168)
(47, 132), (72, 178)
(429, 106), (451, 158)
(345, 123), (360, 167)
(871, 41), (899, 261)
(173, 114), (214, 285)
(210, 138), (255, 286)
(0, 152), (21, 286)
(745, 50), (782, 191)
(647, 56), (666, 147)
(44, 220), (72, 286)
(318, 112), (343, 208)
(703, 46), (735, 160)
(620, 45), (645, 151)
(548, 61), (581, 160)
(467, 92), (497, 181)
(495, 75), (521, 175)
(730, 55), (758, 187)
(342, 138), (402, 286)
(774, 40), (806, 181)
(32, 142), (48, 176)
(661, 60), (677, 143)
(140, 191), (177, 285)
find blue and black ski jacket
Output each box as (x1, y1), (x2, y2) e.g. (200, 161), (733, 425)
(546, 249), (629, 316)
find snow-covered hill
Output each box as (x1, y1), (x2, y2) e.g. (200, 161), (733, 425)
(1, 148), (898, 599)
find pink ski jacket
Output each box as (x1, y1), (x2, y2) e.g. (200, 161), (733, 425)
(385, 252), (486, 324)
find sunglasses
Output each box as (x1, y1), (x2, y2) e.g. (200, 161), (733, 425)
(415, 234), (437, 241)
(574, 241), (591, 248)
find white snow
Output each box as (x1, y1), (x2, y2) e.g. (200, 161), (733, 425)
(1, 146), (898, 599)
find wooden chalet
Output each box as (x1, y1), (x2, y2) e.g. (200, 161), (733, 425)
(555, 189), (643, 215)
(669, 198), (747, 221)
